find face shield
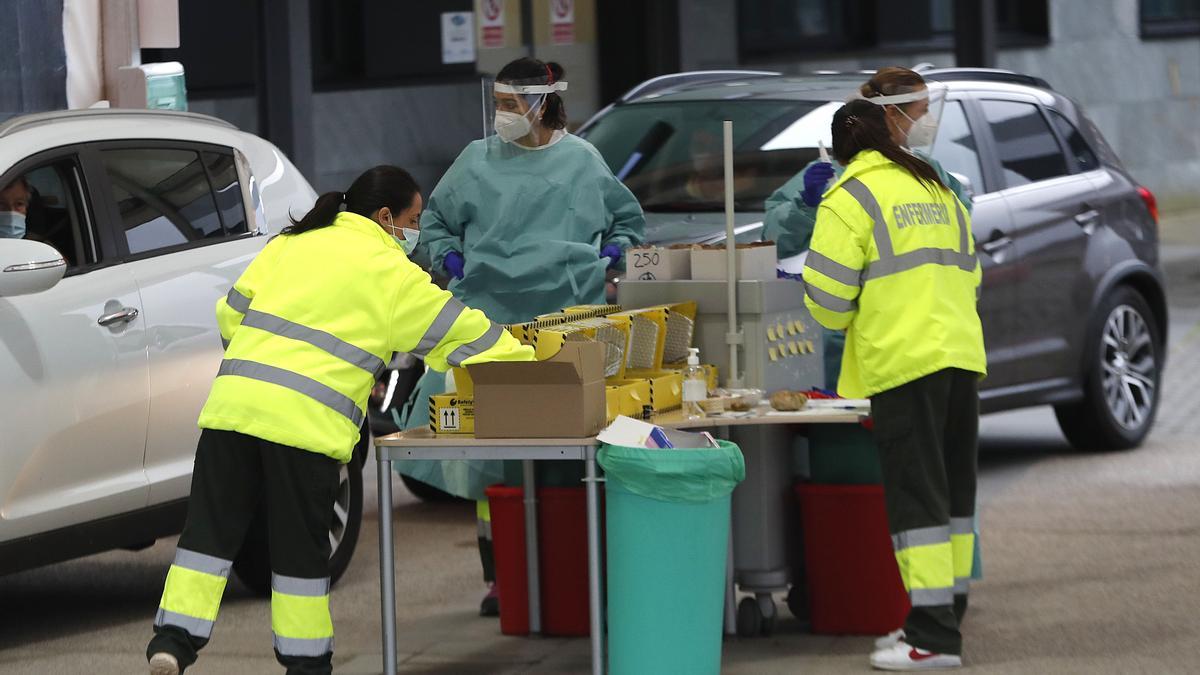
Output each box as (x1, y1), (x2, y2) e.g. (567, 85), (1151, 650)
(481, 75), (568, 143)
(859, 81), (947, 153)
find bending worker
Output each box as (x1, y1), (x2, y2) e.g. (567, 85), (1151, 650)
(802, 100), (985, 671)
(404, 56), (645, 615)
(765, 67), (971, 387)
(146, 166), (534, 675)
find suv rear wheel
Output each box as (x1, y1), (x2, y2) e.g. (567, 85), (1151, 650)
(1055, 286), (1161, 451)
(232, 439), (365, 596)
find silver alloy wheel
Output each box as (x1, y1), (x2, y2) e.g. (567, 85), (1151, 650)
(329, 463), (352, 557)
(1100, 304), (1156, 431)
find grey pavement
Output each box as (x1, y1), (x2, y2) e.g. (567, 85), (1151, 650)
(2, 208), (1199, 674)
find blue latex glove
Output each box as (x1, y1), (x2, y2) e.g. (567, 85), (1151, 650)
(777, 269), (803, 281)
(800, 162), (836, 208)
(443, 251), (465, 280)
(600, 243), (623, 269)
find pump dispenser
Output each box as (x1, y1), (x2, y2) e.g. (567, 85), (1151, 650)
(682, 347), (706, 419)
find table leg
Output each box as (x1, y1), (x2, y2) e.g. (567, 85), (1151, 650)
(522, 459), (542, 634)
(585, 449), (604, 675)
(377, 455), (397, 675)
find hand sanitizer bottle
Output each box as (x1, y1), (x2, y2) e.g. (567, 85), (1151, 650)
(682, 348), (706, 420)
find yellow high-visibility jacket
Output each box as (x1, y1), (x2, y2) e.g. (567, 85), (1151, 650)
(199, 211), (534, 461)
(803, 150), (986, 398)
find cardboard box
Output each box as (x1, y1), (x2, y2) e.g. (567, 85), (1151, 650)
(468, 342), (607, 438)
(690, 243), (778, 281)
(624, 245), (693, 281)
(429, 393), (474, 434)
(616, 370), (684, 412)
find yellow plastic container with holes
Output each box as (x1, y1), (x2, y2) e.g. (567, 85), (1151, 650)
(429, 393), (474, 434)
(606, 379), (653, 419)
(531, 316), (632, 380)
(614, 370), (683, 412)
(611, 307), (669, 372)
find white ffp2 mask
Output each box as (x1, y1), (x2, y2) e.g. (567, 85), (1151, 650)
(901, 109), (939, 148)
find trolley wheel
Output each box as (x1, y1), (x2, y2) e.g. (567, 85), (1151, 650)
(757, 594), (778, 637)
(786, 585), (809, 622)
(736, 597), (762, 638)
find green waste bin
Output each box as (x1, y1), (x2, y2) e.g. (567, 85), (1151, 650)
(599, 440), (746, 675)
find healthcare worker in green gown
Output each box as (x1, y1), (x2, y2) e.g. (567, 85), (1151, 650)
(397, 56), (645, 615)
(764, 67), (974, 392)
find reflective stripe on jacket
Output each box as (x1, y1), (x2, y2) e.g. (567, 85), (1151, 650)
(199, 212), (534, 461)
(802, 150), (986, 398)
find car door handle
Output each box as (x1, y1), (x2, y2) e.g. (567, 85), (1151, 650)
(979, 233), (1013, 256)
(1074, 209), (1101, 226)
(98, 306), (140, 327)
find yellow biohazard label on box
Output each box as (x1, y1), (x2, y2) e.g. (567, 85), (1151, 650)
(429, 393), (474, 434)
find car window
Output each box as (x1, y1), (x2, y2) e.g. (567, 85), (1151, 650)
(1047, 110), (1100, 173)
(980, 99), (1069, 188)
(203, 151), (249, 236)
(582, 100), (828, 212)
(927, 101), (985, 195)
(2, 159), (97, 270)
(100, 148), (236, 257)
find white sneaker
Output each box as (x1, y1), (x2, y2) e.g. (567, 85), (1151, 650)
(149, 652), (180, 675)
(870, 641), (962, 671)
(875, 628), (906, 650)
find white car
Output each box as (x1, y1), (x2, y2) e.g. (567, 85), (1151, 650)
(0, 109), (365, 593)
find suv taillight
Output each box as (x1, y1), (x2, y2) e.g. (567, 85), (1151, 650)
(1137, 186), (1159, 226)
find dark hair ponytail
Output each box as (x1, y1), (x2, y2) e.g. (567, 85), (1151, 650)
(282, 165), (421, 236)
(831, 99), (945, 192)
(496, 57), (568, 130)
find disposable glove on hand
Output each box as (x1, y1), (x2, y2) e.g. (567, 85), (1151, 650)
(800, 162), (836, 208)
(444, 251), (465, 280)
(600, 244), (623, 269)
(777, 268), (804, 281)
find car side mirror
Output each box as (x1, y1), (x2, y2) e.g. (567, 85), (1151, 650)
(0, 239), (67, 297)
(949, 172), (976, 200)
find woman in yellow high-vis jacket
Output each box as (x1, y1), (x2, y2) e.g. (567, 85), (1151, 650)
(802, 100), (985, 671)
(146, 166), (534, 675)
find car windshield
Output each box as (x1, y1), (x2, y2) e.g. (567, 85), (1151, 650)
(582, 99), (838, 212)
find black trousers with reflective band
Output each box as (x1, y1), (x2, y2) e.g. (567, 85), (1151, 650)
(871, 368), (979, 656)
(147, 429), (339, 675)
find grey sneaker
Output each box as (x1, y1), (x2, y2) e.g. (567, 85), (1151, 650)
(149, 652), (180, 675)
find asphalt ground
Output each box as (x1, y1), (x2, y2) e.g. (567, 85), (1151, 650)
(1, 209), (1198, 674)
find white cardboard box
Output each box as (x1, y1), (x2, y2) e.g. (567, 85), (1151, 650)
(624, 245), (692, 281)
(689, 244), (778, 281)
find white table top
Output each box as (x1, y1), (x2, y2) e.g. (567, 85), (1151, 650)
(374, 406), (865, 450)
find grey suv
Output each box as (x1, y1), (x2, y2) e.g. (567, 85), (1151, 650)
(579, 68), (1166, 451)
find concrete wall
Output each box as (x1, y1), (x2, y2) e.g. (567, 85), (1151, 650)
(742, 0), (1200, 211)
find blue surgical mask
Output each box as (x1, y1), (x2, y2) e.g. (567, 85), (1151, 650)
(0, 211), (26, 239)
(399, 227), (420, 255)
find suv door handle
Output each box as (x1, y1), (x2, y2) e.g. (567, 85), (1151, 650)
(98, 306), (140, 327)
(979, 232), (1013, 256)
(1074, 209), (1101, 226)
